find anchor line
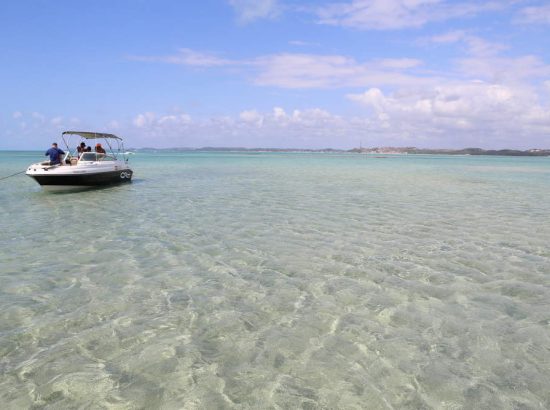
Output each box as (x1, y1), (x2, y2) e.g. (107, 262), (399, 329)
(0, 170), (26, 182)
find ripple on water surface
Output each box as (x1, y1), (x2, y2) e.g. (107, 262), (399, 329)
(0, 152), (549, 408)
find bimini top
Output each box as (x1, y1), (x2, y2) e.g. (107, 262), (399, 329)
(62, 131), (122, 140)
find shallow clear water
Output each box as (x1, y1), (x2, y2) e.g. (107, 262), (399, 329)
(1, 151), (549, 409)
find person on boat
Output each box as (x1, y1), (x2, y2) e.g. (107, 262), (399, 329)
(95, 143), (106, 154)
(77, 142), (86, 156)
(44, 143), (65, 165)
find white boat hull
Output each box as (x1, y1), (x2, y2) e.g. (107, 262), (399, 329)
(26, 161), (133, 191)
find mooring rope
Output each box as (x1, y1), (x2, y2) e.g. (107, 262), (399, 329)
(0, 170), (26, 182)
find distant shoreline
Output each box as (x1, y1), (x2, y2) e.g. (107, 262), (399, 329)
(130, 147), (550, 157)
(2, 147), (549, 157)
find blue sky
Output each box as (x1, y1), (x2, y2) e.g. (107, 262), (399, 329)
(1, 0), (550, 149)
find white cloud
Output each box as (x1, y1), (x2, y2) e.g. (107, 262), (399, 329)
(253, 53), (429, 88)
(134, 31), (540, 91)
(263, 107), (342, 128)
(422, 31), (550, 83)
(5, 113), (83, 148)
(429, 30), (467, 44)
(159, 114), (192, 125)
(425, 30), (506, 56)
(133, 112), (192, 129)
(130, 48), (233, 67)
(461, 36), (507, 57)
(107, 120), (120, 129)
(131, 49), (429, 89)
(31, 112), (45, 122)
(84, 18), (550, 150)
(348, 83), (521, 118)
(516, 4), (550, 25)
(7, 102), (550, 149)
(122, 107), (368, 148)
(133, 112), (154, 128)
(316, 0), (503, 30)
(254, 53), (359, 88)
(228, 0), (280, 23)
(288, 40), (321, 47)
(125, 100), (549, 148)
(50, 116), (63, 126)
(378, 58), (423, 69)
(457, 54), (550, 82)
(347, 82), (550, 145)
(239, 109), (264, 127)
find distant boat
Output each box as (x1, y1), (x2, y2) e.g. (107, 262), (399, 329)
(26, 131), (133, 191)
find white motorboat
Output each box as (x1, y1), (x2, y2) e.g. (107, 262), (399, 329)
(26, 131), (133, 191)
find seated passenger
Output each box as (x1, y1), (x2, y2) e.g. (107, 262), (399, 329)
(44, 142), (65, 165)
(76, 142), (86, 157)
(95, 143), (106, 154)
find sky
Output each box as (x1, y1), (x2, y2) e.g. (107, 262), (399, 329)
(1, 0), (550, 149)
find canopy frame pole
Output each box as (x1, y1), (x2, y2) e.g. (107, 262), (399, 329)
(105, 138), (115, 159)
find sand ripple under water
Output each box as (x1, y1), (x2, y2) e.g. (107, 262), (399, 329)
(1, 152), (549, 409)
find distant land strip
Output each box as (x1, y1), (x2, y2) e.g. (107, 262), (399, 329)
(131, 147), (550, 156)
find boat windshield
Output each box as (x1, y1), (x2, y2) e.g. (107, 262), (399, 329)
(80, 152), (107, 161)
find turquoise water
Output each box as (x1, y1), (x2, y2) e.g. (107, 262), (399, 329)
(1, 151), (549, 409)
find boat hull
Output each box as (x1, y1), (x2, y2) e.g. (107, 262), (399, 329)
(28, 169), (133, 191)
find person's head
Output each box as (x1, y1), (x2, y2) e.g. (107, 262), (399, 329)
(80, 142), (86, 148)
(96, 143), (102, 148)
(52, 143), (58, 148)
(86, 146), (91, 151)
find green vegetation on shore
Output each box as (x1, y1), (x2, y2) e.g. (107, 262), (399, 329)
(133, 147), (550, 156)
(349, 147), (550, 156)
